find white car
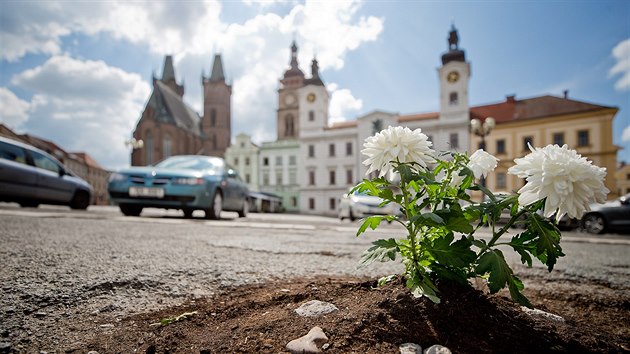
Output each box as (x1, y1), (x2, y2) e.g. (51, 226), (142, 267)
(338, 189), (400, 221)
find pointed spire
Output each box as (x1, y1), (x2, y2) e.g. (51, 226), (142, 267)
(283, 40), (304, 79)
(210, 54), (225, 82)
(448, 24), (459, 50)
(442, 25), (466, 65)
(162, 55), (176, 81)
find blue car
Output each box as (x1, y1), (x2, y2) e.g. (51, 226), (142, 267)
(108, 155), (249, 219)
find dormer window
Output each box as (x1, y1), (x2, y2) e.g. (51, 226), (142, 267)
(449, 92), (458, 105)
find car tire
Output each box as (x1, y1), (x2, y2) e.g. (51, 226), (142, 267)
(582, 213), (606, 234)
(349, 209), (356, 221)
(19, 201), (39, 208)
(205, 190), (222, 220)
(183, 208), (194, 219)
(70, 191), (90, 210)
(237, 199), (248, 218)
(120, 204), (142, 217)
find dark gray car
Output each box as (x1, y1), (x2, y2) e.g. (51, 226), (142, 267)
(0, 136), (93, 209)
(581, 193), (630, 234)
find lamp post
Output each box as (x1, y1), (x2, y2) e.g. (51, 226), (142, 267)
(124, 138), (144, 166)
(470, 117), (495, 187)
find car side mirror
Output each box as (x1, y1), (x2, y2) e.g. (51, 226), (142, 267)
(227, 169), (237, 178)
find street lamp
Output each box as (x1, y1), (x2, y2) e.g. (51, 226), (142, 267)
(125, 138), (144, 166)
(470, 117), (495, 187)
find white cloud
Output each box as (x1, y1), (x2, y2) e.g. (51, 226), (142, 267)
(622, 125), (630, 143)
(328, 83), (363, 124)
(11, 56), (150, 170)
(609, 38), (630, 91)
(0, 88), (30, 128)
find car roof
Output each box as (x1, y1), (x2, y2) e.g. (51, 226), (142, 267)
(0, 135), (55, 158)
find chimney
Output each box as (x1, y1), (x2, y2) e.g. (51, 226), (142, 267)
(563, 90), (569, 99)
(506, 94), (516, 103)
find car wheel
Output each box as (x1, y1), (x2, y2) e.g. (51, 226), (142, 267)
(70, 191), (90, 210)
(582, 213), (606, 234)
(183, 208), (194, 219)
(349, 209), (356, 221)
(19, 201), (39, 208)
(120, 204), (142, 217)
(205, 191), (223, 220)
(237, 199), (248, 218)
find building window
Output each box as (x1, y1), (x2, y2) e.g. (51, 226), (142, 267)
(262, 173), (269, 186)
(309, 170), (315, 185)
(289, 155), (296, 165)
(245, 174), (250, 184)
(496, 172), (507, 189)
(577, 130), (589, 147)
(285, 114), (295, 137)
(329, 170), (336, 185)
(234, 157), (239, 166)
(210, 108), (216, 126)
(329, 143), (335, 157)
(329, 198), (336, 211)
(289, 170), (297, 185)
(346, 142), (353, 156)
(275, 171), (283, 185)
(276, 156), (282, 165)
(145, 132), (153, 164)
(523, 136), (533, 151)
(240, 142), (245, 148)
(553, 132), (564, 146)
(309, 198), (315, 210)
(291, 197), (297, 207)
(496, 139), (506, 154)
(449, 133), (459, 149)
(212, 134), (217, 149)
(245, 157), (250, 166)
(449, 92), (458, 105)
(163, 135), (172, 158)
(263, 157), (269, 166)
(308, 145), (315, 158)
(308, 110), (315, 121)
(346, 169), (353, 185)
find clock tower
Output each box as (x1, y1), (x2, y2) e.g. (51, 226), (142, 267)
(277, 41), (305, 140)
(438, 25), (470, 121)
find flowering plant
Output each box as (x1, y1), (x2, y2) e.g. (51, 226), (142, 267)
(355, 126), (608, 307)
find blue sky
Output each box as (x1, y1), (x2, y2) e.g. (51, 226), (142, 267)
(0, 0), (628, 171)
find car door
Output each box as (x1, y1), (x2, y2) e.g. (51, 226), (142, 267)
(0, 140), (37, 199)
(607, 197), (630, 230)
(28, 150), (75, 202)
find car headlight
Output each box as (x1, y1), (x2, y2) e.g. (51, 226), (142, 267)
(108, 172), (126, 182)
(172, 177), (204, 185)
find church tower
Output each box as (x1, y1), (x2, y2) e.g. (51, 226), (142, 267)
(299, 57), (329, 134)
(438, 25), (470, 122)
(160, 55), (184, 97)
(277, 41), (305, 140)
(202, 54), (232, 156)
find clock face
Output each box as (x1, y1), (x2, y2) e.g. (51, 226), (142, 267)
(306, 93), (316, 103)
(447, 71), (460, 83)
(284, 94), (296, 105)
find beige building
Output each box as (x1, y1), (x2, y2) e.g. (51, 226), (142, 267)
(615, 163), (630, 196)
(469, 94), (620, 199)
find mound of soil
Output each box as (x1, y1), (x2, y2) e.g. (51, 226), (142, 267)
(83, 276), (629, 353)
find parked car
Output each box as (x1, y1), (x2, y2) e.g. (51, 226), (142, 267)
(108, 155), (249, 219)
(0, 136), (93, 209)
(581, 193), (630, 234)
(338, 188), (400, 221)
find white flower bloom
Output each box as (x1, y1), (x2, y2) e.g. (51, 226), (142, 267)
(438, 168), (466, 189)
(508, 144), (609, 219)
(468, 149), (499, 179)
(362, 126), (435, 179)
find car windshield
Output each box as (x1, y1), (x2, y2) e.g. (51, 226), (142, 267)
(155, 156), (223, 173)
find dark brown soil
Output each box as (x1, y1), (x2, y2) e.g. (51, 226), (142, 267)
(85, 276), (629, 354)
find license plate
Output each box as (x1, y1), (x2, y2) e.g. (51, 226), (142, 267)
(129, 187), (164, 198)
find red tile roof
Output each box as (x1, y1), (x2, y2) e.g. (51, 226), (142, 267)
(399, 111), (439, 122)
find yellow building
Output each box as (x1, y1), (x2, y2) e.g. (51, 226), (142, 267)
(469, 94), (620, 200)
(615, 163), (630, 196)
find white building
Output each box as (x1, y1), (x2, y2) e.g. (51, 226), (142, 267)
(228, 25), (472, 216)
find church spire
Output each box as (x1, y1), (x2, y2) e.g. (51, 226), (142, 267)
(210, 54), (225, 82)
(283, 40), (304, 79)
(161, 55), (176, 81)
(441, 25), (466, 65)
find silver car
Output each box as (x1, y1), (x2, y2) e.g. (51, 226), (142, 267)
(0, 136), (93, 209)
(338, 189), (400, 221)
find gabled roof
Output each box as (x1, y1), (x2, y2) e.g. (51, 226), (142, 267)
(210, 54), (225, 82)
(147, 81), (201, 136)
(470, 95), (616, 123)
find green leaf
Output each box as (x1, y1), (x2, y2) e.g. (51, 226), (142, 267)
(508, 275), (533, 308)
(509, 231), (538, 267)
(406, 273), (441, 303)
(445, 215), (474, 234)
(377, 274), (397, 286)
(526, 213), (565, 271)
(411, 212), (444, 227)
(356, 215), (386, 236)
(427, 234), (475, 269)
(475, 249), (511, 293)
(359, 238), (399, 267)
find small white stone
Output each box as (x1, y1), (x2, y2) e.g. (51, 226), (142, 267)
(521, 306), (565, 324)
(424, 344), (452, 354)
(399, 342), (422, 354)
(294, 300), (338, 318)
(286, 326), (328, 354)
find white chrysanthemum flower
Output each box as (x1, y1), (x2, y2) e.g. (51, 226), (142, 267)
(468, 149), (499, 179)
(508, 144), (609, 219)
(438, 168), (466, 189)
(362, 126), (435, 179)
